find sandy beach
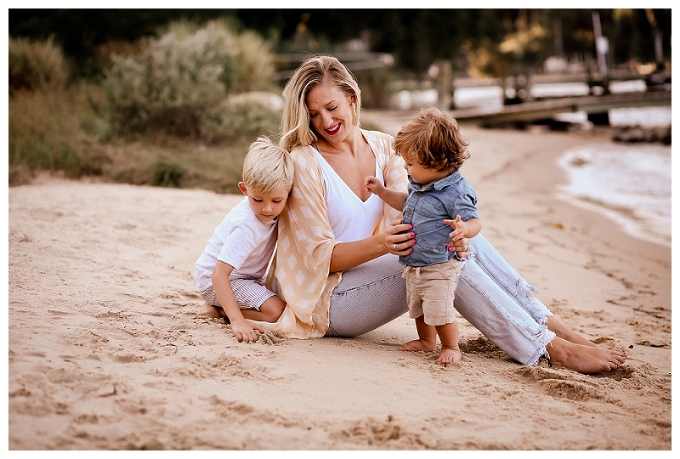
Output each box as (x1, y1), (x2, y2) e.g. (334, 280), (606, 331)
(7, 112), (672, 450)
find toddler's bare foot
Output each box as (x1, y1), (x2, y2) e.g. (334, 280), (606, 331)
(400, 339), (437, 352)
(547, 337), (627, 373)
(198, 304), (224, 319)
(436, 347), (462, 366)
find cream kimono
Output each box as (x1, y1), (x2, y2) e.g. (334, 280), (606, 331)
(265, 130), (408, 338)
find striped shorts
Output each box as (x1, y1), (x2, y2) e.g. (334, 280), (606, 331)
(199, 275), (276, 311)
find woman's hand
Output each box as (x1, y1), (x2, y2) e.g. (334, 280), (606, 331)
(385, 218), (416, 255)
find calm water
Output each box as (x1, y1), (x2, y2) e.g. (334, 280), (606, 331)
(396, 84), (672, 246)
(556, 139), (671, 247)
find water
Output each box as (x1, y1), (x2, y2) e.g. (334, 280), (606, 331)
(458, 85), (672, 248)
(556, 141), (671, 247)
(393, 84), (672, 247)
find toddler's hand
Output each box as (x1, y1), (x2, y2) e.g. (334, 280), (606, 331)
(445, 215), (467, 241)
(364, 176), (384, 195)
(444, 216), (469, 258)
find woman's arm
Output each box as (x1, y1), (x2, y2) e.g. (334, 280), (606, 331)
(329, 220), (415, 272)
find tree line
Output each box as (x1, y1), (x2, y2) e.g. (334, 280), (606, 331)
(9, 8), (671, 80)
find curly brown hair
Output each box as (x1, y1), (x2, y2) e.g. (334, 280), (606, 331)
(394, 106), (470, 173)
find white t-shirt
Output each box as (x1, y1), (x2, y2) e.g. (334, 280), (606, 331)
(312, 148), (384, 243)
(195, 197), (277, 293)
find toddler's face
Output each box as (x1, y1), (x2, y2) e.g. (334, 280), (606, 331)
(401, 151), (448, 188)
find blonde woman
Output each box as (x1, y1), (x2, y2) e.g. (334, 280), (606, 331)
(266, 55), (626, 373)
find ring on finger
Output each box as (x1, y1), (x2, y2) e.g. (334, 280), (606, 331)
(393, 243), (398, 251)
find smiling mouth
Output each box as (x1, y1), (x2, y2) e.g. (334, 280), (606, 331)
(325, 124), (341, 135)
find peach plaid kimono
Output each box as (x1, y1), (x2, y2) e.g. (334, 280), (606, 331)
(265, 130), (408, 338)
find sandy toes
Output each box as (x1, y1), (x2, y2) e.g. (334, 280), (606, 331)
(435, 347), (462, 366)
(400, 339), (437, 352)
(547, 338), (627, 374)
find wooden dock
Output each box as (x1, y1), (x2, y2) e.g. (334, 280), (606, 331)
(451, 90), (671, 125)
(362, 89), (671, 135)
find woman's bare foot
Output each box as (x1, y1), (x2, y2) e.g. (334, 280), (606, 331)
(546, 316), (598, 348)
(198, 304), (224, 319)
(547, 337), (627, 373)
(436, 347), (462, 366)
(400, 338), (437, 352)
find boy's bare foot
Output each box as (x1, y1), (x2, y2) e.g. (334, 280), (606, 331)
(400, 338), (437, 352)
(436, 347), (462, 366)
(547, 337), (627, 373)
(198, 304), (224, 319)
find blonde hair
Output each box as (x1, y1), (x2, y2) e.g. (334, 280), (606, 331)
(242, 136), (295, 195)
(394, 106), (470, 173)
(279, 55), (362, 152)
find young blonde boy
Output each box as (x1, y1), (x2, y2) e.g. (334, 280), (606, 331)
(195, 136), (294, 343)
(365, 106), (482, 365)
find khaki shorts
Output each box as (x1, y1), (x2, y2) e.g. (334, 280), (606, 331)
(199, 275), (276, 311)
(402, 257), (463, 326)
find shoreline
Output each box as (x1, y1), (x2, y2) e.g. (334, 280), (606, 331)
(8, 123), (672, 449)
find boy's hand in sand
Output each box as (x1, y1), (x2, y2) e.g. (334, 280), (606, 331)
(364, 176), (385, 196)
(230, 319), (264, 343)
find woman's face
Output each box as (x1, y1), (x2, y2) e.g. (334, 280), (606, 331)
(305, 83), (354, 144)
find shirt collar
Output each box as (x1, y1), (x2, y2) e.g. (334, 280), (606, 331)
(408, 169), (461, 191)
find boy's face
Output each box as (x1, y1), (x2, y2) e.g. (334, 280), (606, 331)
(401, 151), (449, 188)
(238, 183), (289, 223)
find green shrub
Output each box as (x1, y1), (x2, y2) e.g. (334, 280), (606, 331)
(102, 19), (275, 139)
(103, 30), (233, 135)
(201, 92), (282, 144)
(151, 157), (186, 187)
(355, 67), (393, 109)
(231, 30), (276, 93)
(9, 36), (69, 94)
(8, 86), (109, 184)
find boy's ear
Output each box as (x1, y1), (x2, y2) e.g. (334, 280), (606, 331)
(237, 182), (248, 196)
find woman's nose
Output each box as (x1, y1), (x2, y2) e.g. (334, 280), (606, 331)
(321, 111), (333, 126)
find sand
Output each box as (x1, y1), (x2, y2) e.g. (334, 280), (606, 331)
(7, 112), (672, 450)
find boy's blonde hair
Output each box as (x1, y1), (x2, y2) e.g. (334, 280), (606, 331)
(394, 106), (470, 174)
(242, 136), (294, 195)
(279, 55), (362, 152)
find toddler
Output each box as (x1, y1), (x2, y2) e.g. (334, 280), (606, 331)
(365, 106), (481, 365)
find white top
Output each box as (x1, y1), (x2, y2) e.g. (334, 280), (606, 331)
(195, 197), (277, 292)
(312, 148), (384, 243)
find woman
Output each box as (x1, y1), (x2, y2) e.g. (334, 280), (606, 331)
(266, 55), (626, 373)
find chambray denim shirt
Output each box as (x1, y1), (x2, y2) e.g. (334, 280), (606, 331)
(399, 170), (479, 267)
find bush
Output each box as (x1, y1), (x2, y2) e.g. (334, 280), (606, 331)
(102, 19), (276, 139)
(355, 67), (393, 109)
(231, 30), (277, 93)
(201, 92), (282, 144)
(8, 85), (109, 184)
(151, 157), (186, 187)
(9, 36), (69, 94)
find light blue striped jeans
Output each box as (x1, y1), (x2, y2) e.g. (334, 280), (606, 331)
(326, 234), (556, 366)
